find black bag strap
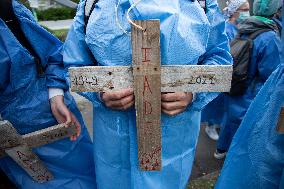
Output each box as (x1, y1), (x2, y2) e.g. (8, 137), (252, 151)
(84, 0), (99, 33)
(83, 0), (99, 65)
(197, 0), (207, 13)
(4, 11), (45, 77)
(248, 29), (273, 40)
(234, 28), (274, 42)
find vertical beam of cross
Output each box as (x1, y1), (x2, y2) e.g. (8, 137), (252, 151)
(132, 20), (162, 171)
(6, 144), (54, 183)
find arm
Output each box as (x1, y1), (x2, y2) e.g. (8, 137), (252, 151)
(256, 32), (281, 81)
(162, 0), (232, 115)
(21, 4), (69, 92)
(63, 1), (99, 103)
(44, 45), (68, 91)
(46, 45), (81, 140)
(63, 1), (135, 109)
(63, 0), (95, 71)
(191, 0), (233, 112)
(20, 4), (81, 138)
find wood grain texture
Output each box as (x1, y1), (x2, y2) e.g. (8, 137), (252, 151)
(132, 20), (162, 171)
(0, 121), (23, 157)
(277, 107), (284, 134)
(69, 65), (232, 93)
(0, 121), (77, 183)
(6, 144), (53, 183)
(22, 123), (77, 149)
(0, 122), (77, 158)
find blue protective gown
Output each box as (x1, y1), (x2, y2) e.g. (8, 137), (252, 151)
(201, 21), (237, 126)
(201, 94), (225, 126)
(215, 14), (284, 189)
(226, 21), (238, 42)
(215, 49), (284, 188)
(217, 19), (282, 152)
(0, 1), (96, 189)
(281, 170), (284, 189)
(63, 0), (232, 188)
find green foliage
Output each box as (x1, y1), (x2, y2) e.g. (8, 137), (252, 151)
(51, 29), (69, 41)
(42, 26), (69, 42)
(36, 7), (76, 21)
(187, 171), (219, 189)
(19, 0), (32, 10)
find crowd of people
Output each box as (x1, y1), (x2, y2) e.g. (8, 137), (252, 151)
(202, 0), (282, 161)
(0, 0), (283, 188)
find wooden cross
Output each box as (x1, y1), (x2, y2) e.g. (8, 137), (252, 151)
(69, 20), (233, 171)
(277, 107), (284, 134)
(0, 120), (77, 183)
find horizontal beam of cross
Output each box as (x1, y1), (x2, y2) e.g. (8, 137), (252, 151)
(69, 65), (233, 93)
(0, 122), (77, 158)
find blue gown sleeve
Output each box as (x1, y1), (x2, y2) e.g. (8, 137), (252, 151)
(255, 32), (281, 82)
(226, 23), (238, 42)
(18, 3), (69, 91)
(63, 1), (95, 69)
(63, 0), (98, 101)
(44, 45), (69, 91)
(190, 0), (233, 112)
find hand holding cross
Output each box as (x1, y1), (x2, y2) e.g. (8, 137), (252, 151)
(69, 20), (233, 171)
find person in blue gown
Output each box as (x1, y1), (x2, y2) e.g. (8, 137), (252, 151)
(0, 1), (96, 188)
(215, 0), (282, 159)
(224, 0), (251, 41)
(273, 6), (283, 33)
(216, 3), (284, 187)
(63, 0), (232, 188)
(202, 0), (250, 142)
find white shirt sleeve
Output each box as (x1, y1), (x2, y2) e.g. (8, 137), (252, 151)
(192, 93), (197, 102)
(48, 88), (64, 99)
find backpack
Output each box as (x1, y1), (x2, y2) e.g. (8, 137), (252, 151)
(229, 29), (272, 96)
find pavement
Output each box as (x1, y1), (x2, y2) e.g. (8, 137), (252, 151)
(39, 19), (73, 31)
(0, 93), (224, 188)
(191, 126), (224, 180)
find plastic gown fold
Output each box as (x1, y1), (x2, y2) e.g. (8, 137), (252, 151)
(216, 64), (284, 189)
(64, 0), (232, 188)
(0, 1), (96, 189)
(201, 21), (238, 127)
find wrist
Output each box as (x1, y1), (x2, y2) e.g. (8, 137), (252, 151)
(49, 88), (64, 100)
